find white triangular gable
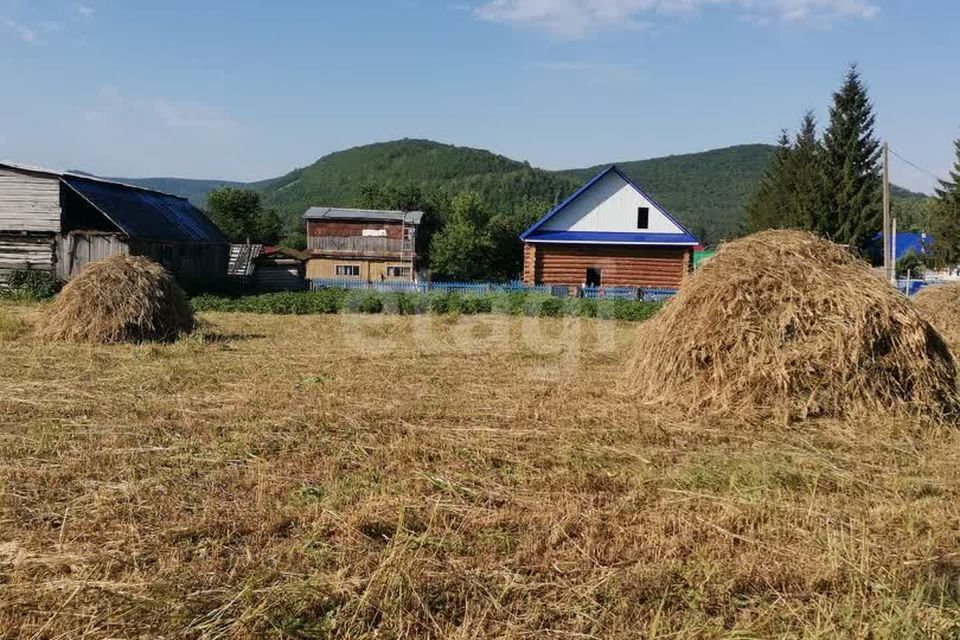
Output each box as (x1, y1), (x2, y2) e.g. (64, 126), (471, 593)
(541, 170), (685, 235)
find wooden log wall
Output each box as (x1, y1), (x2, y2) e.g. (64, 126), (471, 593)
(529, 244), (689, 288)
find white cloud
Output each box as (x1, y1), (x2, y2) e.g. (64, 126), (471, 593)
(2, 18), (41, 44)
(78, 3), (94, 18)
(84, 85), (241, 136)
(151, 99), (240, 134)
(475, 0), (879, 37)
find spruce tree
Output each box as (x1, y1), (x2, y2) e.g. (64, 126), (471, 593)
(790, 110), (829, 232)
(821, 64), (883, 251)
(744, 131), (795, 233)
(930, 139), (960, 265)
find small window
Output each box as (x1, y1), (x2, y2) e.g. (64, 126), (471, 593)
(336, 265), (361, 277)
(637, 207), (650, 230)
(585, 267), (602, 287)
(386, 265), (411, 278)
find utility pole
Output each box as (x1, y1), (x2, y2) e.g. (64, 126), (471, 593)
(883, 142), (893, 284)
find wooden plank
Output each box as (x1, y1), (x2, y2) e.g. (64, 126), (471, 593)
(0, 168), (61, 233)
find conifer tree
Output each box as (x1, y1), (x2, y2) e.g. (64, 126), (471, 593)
(790, 110), (829, 232)
(930, 139), (960, 265)
(821, 64), (883, 251)
(744, 131), (795, 233)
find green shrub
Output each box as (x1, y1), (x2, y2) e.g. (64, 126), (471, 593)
(523, 295), (564, 318)
(3, 269), (62, 300)
(189, 289), (665, 322)
(489, 292), (528, 315)
(456, 294), (493, 315)
(307, 289), (347, 314)
(428, 292), (455, 315)
(343, 290), (383, 314)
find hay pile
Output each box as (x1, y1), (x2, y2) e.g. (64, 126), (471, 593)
(37, 255), (194, 344)
(914, 283), (960, 349)
(627, 230), (959, 421)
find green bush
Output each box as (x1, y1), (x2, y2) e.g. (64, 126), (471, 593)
(190, 289), (664, 322)
(456, 294), (493, 315)
(344, 290), (383, 314)
(428, 292), (455, 315)
(489, 292), (528, 315)
(523, 295), (564, 317)
(3, 269), (62, 300)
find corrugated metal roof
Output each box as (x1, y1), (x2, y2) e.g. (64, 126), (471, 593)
(303, 207), (423, 225)
(63, 175), (227, 244)
(524, 230), (699, 245)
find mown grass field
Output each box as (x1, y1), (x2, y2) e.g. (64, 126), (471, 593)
(2, 300), (960, 638)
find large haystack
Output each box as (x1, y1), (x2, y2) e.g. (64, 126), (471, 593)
(914, 283), (960, 349)
(37, 255), (194, 344)
(627, 230), (959, 421)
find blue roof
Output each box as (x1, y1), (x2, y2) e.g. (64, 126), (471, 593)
(520, 165), (698, 245)
(871, 231), (932, 261)
(523, 230), (698, 245)
(62, 175), (227, 244)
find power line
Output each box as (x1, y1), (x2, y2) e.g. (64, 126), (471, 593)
(888, 146), (945, 184)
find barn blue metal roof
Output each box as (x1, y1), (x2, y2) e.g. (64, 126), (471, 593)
(62, 175), (227, 244)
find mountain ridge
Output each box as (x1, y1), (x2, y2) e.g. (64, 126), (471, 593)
(98, 139), (929, 244)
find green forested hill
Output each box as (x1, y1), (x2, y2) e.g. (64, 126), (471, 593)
(255, 139), (576, 221)
(253, 139), (781, 244)
(105, 139), (929, 246)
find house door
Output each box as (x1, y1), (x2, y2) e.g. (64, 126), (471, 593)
(586, 267), (602, 287)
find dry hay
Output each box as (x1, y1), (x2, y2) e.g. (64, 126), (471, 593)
(37, 254), (194, 344)
(914, 283), (960, 349)
(627, 230), (959, 421)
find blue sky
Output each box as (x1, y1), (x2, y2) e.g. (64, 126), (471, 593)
(0, 0), (956, 192)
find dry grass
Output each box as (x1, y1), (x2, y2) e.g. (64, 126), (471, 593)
(915, 283), (960, 351)
(2, 305), (960, 638)
(36, 255), (194, 344)
(627, 230), (959, 422)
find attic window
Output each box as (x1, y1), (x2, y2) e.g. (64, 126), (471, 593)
(637, 207), (650, 230)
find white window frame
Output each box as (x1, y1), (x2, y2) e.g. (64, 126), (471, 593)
(386, 265), (411, 278)
(336, 264), (361, 277)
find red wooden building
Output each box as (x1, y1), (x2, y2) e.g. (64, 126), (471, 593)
(302, 207), (422, 282)
(521, 166), (698, 289)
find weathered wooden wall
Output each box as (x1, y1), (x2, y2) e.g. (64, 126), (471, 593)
(0, 234), (56, 282)
(254, 263), (306, 291)
(55, 233), (129, 281)
(308, 220), (408, 240)
(0, 168), (61, 233)
(525, 244), (690, 288)
(130, 240), (229, 289)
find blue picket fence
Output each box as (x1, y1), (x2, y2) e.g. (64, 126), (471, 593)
(310, 278), (679, 302)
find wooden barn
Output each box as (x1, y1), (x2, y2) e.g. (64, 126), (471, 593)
(253, 247), (308, 291)
(303, 207), (422, 282)
(521, 165), (698, 289)
(0, 162), (228, 289)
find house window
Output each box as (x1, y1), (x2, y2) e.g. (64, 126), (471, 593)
(585, 267), (602, 287)
(336, 264), (361, 277)
(637, 207), (650, 230)
(386, 265), (411, 278)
